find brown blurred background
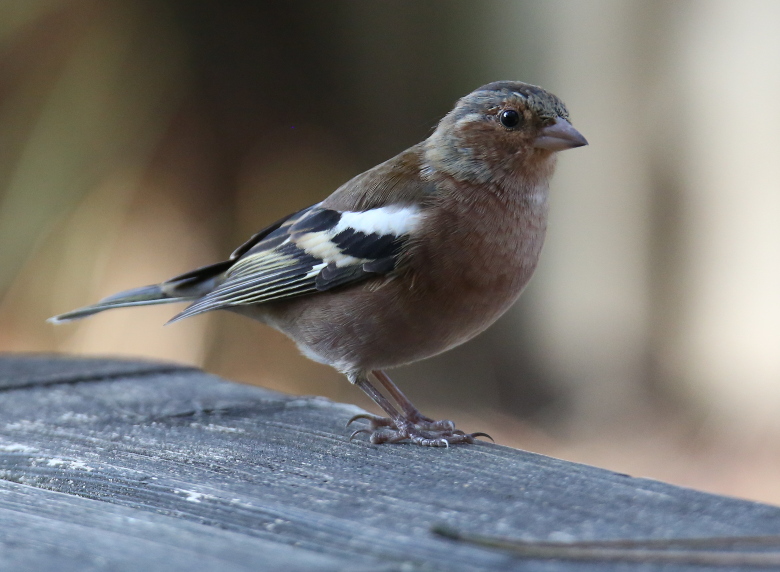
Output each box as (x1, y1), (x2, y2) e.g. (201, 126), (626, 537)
(2, 0), (779, 503)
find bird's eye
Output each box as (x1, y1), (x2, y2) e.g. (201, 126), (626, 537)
(499, 109), (521, 129)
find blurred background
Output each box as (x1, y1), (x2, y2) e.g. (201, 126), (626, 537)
(1, 0), (779, 503)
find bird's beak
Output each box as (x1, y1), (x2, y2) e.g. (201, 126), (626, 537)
(533, 118), (588, 151)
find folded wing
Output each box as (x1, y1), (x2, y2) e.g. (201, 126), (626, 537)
(168, 203), (424, 323)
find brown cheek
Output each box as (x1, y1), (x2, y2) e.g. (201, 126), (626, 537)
(480, 131), (530, 172)
(460, 122), (504, 155)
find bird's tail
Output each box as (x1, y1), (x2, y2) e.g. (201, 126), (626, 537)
(47, 284), (189, 324)
(48, 259), (232, 324)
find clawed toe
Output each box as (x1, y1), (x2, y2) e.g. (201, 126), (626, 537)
(349, 427), (380, 442)
(468, 431), (494, 442)
(346, 413), (394, 429)
(415, 418), (456, 432)
(450, 430), (494, 442)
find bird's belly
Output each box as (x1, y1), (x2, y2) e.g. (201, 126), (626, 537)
(256, 221), (545, 373)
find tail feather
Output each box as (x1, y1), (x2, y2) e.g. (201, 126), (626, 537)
(48, 285), (188, 324)
(49, 259), (234, 324)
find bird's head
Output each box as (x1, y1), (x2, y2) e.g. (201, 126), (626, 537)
(423, 81), (587, 186)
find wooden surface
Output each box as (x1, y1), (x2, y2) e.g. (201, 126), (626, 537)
(1, 355), (780, 571)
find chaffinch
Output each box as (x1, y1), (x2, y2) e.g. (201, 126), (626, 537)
(51, 81), (587, 447)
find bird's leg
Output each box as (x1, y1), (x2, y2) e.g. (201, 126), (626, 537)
(347, 371), (491, 447)
(347, 372), (405, 431)
(371, 370), (455, 432)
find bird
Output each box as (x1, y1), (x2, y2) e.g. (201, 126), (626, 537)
(50, 81), (587, 447)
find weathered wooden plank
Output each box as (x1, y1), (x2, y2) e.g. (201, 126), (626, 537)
(0, 480), (359, 572)
(0, 354), (779, 571)
(0, 354), (196, 390)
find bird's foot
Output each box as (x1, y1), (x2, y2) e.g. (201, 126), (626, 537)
(347, 415), (492, 447)
(347, 412), (455, 432)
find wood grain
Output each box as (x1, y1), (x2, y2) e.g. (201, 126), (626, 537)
(0, 354), (779, 571)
